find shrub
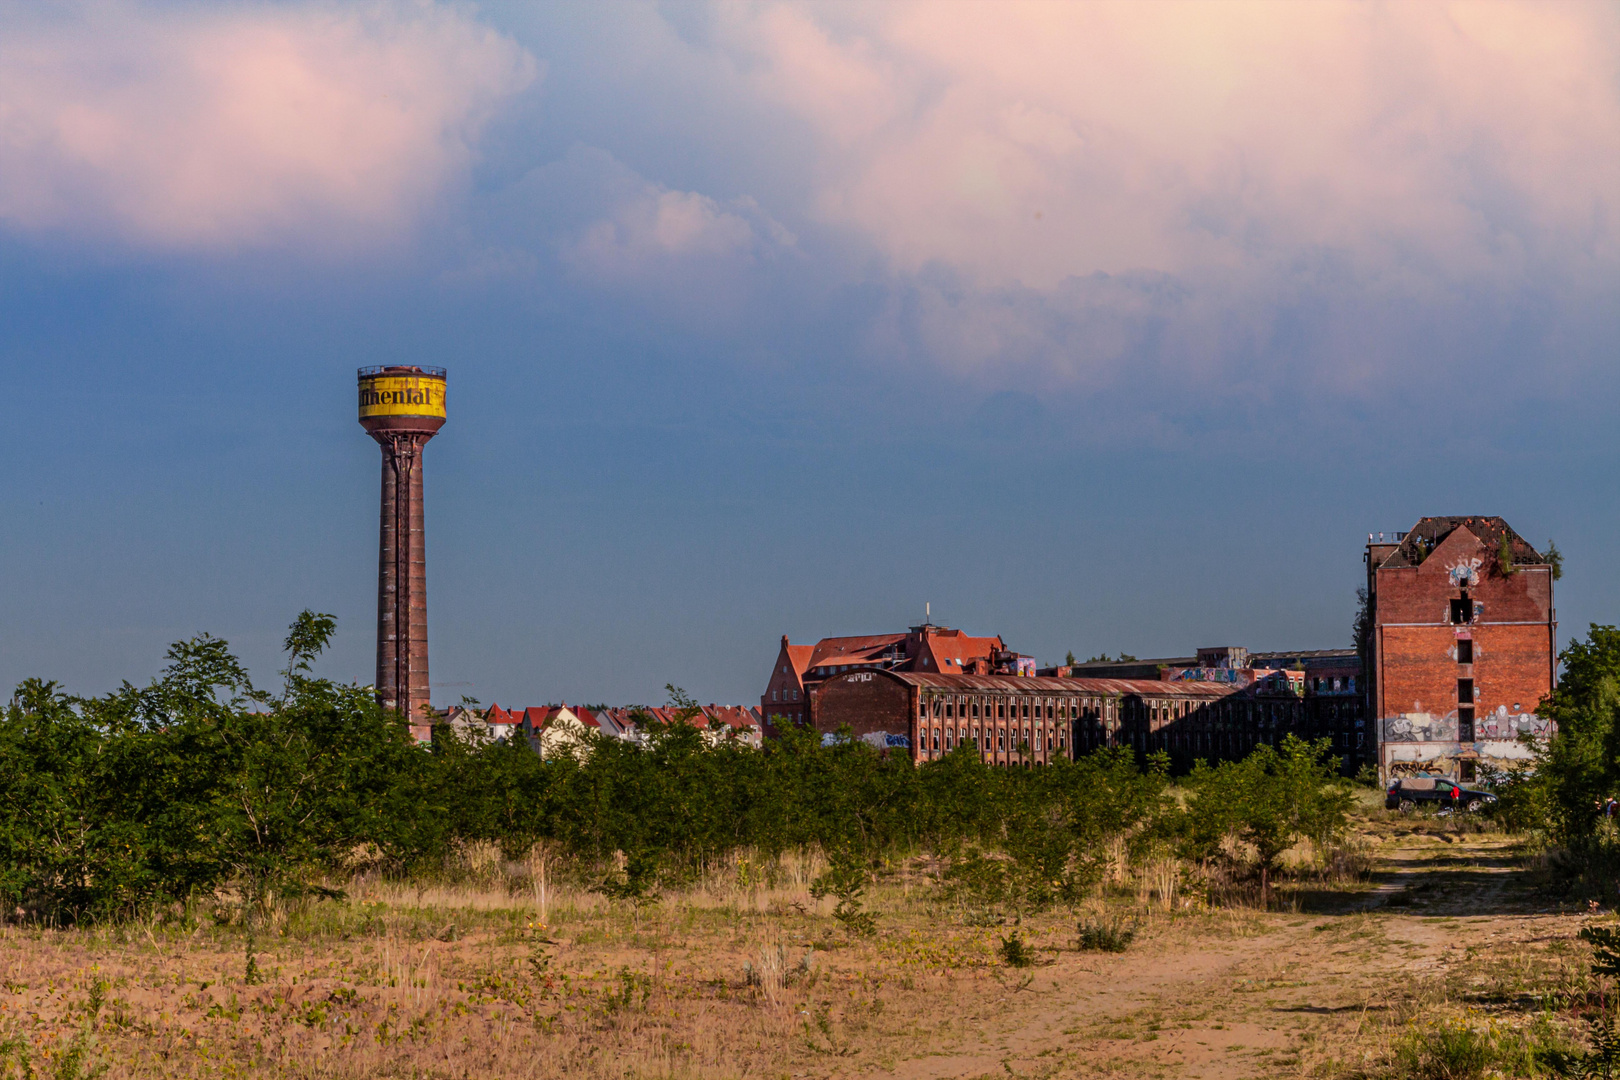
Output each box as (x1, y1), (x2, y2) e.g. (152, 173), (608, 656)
(997, 931), (1035, 967)
(1076, 914), (1134, 952)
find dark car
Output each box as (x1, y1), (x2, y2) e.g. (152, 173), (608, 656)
(1386, 776), (1497, 813)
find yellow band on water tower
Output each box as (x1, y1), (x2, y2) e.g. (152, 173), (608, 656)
(358, 375), (446, 419)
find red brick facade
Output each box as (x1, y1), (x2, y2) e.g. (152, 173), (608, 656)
(1365, 517), (1556, 780)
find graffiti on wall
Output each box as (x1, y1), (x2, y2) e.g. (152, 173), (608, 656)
(1474, 708), (1553, 741)
(820, 731), (910, 750)
(1383, 716), (1457, 743)
(1382, 710), (1551, 743)
(1169, 667), (1247, 684)
(1447, 556), (1483, 587)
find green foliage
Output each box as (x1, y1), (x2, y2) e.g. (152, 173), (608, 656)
(0, 615), (1360, 929)
(1182, 736), (1353, 899)
(1546, 926), (1620, 1078)
(811, 844), (876, 936)
(592, 848), (663, 913)
(1076, 914), (1134, 952)
(997, 931), (1034, 967)
(1499, 535), (1520, 577)
(1519, 626), (1620, 849)
(1548, 540), (1565, 581)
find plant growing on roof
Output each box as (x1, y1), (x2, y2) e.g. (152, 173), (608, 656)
(1498, 535), (1519, 577)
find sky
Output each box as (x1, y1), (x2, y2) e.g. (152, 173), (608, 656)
(1, 1), (1616, 708)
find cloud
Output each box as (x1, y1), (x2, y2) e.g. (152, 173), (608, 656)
(571, 188), (759, 279)
(0, 2), (535, 251)
(690, 1), (1620, 389)
(724, 2), (1619, 289)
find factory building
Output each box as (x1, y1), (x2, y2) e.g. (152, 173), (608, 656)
(1363, 516), (1557, 781)
(761, 623), (1009, 733)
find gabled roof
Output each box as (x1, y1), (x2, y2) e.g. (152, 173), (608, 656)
(806, 634), (908, 669)
(1380, 516), (1544, 569)
(918, 633), (1004, 674)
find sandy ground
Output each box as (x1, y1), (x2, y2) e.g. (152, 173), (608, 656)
(0, 825), (1591, 1079)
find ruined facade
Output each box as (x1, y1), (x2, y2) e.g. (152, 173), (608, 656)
(762, 624), (1007, 733)
(1363, 516), (1556, 781)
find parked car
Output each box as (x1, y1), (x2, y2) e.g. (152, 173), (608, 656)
(1386, 776), (1497, 813)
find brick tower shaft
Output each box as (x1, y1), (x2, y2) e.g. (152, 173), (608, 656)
(358, 366), (446, 742)
(376, 432), (433, 737)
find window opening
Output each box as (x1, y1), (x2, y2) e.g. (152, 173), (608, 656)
(1457, 639), (1473, 664)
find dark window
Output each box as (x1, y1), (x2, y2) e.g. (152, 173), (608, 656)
(1458, 706), (1475, 741)
(1457, 639), (1473, 664)
(1460, 760), (1476, 782)
(1450, 596), (1473, 624)
(1458, 678), (1474, 704)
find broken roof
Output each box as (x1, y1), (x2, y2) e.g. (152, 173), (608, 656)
(806, 634), (909, 669)
(1379, 516), (1544, 569)
(890, 671), (1236, 699)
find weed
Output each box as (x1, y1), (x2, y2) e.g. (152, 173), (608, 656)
(243, 932), (263, 986)
(998, 931), (1035, 968)
(811, 845), (877, 938)
(1077, 914), (1135, 953)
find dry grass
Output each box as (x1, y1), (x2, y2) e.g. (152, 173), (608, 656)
(0, 836), (1600, 1079)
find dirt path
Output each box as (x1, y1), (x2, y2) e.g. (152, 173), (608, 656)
(881, 829), (1568, 1080)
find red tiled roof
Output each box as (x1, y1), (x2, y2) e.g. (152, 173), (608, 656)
(891, 671), (1236, 699)
(921, 634), (1003, 673)
(807, 634), (908, 668)
(785, 644), (814, 676)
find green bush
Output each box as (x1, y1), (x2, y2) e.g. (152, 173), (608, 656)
(1076, 914), (1135, 952)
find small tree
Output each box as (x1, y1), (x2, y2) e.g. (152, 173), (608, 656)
(1184, 736), (1352, 905)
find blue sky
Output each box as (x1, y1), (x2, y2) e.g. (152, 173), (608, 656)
(1, 2), (1616, 707)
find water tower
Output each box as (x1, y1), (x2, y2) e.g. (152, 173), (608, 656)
(358, 365), (446, 740)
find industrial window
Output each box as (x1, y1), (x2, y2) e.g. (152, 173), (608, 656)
(1450, 596), (1473, 624)
(945, 702), (954, 719)
(919, 702), (927, 718)
(945, 732), (952, 750)
(1022, 703), (1030, 718)
(997, 703), (1005, 718)
(933, 731), (940, 750)
(1034, 734), (1042, 752)
(772, 690), (778, 701)
(1458, 707), (1475, 741)
(998, 733), (1005, 751)
(1457, 678), (1474, 704)
(972, 701), (980, 718)
(1457, 639), (1473, 664)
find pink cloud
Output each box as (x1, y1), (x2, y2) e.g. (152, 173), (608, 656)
(723, 1), (1620, 293)
(0, 3), (534, 251)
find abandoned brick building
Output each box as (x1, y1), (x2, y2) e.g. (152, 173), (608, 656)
(1363, 516), (1557, 782)
(770, 515), (1553, 774)
(806, 662), (1363, 770)
(760, 623), (1010, 732)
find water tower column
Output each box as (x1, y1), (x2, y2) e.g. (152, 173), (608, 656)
(358, 366), (446, 741)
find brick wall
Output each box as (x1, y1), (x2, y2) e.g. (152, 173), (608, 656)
(811, 672), (914, 746)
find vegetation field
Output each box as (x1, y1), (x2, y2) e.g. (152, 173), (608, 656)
(0, 811), (1610, 1080)
(10, 617), (1620, 1077)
